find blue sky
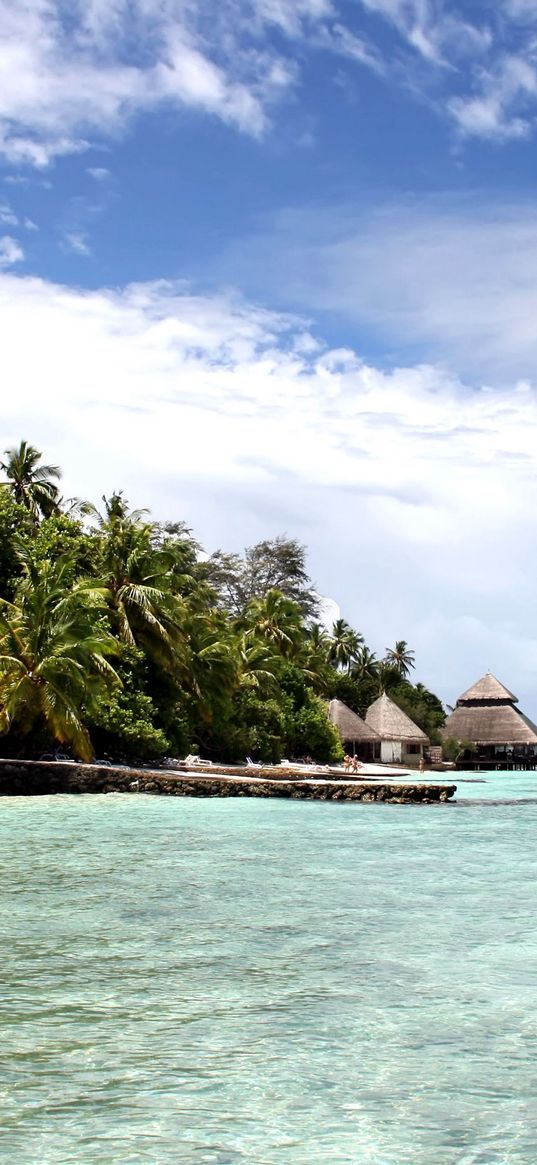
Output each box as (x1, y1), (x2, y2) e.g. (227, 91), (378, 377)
(3, 0), (537, 709)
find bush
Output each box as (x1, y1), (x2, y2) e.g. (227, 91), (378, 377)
(225, 691), (286, 763)
(89, 686), (171, 761)
(287, 694), (344, 763)
(0, 493), (32, 599)
(442, 737), (476, 763)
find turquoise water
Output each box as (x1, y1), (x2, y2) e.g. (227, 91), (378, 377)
(1, 776), (537, 1164)
(454, 769), (537, 803)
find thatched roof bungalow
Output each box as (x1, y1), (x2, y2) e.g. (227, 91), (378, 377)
(328, 699), (381, 761)
(442, 672), (537, 763)
(365, 693), (428, 764)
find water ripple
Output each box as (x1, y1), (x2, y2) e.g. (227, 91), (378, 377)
(0, 786), (536, 1163)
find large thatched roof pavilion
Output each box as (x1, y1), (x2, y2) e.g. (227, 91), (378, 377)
(328, 699), (381, 760)
(365, 693), (428, 765)
(442, 672), (537, 769)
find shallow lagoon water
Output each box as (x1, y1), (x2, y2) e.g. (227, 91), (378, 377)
(1, 775), (537, 1164)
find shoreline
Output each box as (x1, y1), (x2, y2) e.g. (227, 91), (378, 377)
(0, 759), (456, 804)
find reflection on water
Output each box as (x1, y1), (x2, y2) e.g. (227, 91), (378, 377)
(1, 782), (537, 1164)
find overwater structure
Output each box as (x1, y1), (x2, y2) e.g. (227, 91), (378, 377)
(442, 672), (537, 770)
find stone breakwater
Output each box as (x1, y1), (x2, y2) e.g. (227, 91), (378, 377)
(0, 760), (456, 803)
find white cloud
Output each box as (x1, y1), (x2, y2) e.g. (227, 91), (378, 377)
(357, 2), (537, 143)
(2, 270), (537, 705)
(502, 0), (537, 19)
(0, 0), (380, 167)
(87, 167), (111, 181)
(0, 1), (276, 164)
(240, 0), (334, 38)
(63, 231), (91, 256)
(359, 0), (491, 64)
(0, 0), (534, 164)
(0, 236), (23, 266)
(0, 203), (18, 226)
(449, 54), (537, 140)
(222, 200), (537, 381)
(317, 22), (385, 72)
(360, 0), (442, 60)
(448, 94), (529, 140)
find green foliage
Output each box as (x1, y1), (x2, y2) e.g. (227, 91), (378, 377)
(279, 666), (343, 762)
(90, 493), (188, 665)
(0, 552), (119, 760)
(384, 640), (416, 678)
(442, 737), (476, 763)
(289, 695), (344, 764)
(86, 646), (170, 761)
(150, 521), (204, 601)
(329, 619), (364, 671)
(1, 440), (61, 521)
(242, 590), (304, 659)
(329, 671), (377, 717)
(0, 441), (446, 766)
(228, 690), (285, 764)
(90, 686), (170, 762)
(204, 536), (319, 618)
(24, 514), (99, 582)
(389, 681), (446, 742)
(0, 491), (33, 599)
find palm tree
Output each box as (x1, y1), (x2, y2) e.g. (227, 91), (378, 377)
(385, 640), (415, 678)
(91, 494), (186, 665)
(306, 623), (331, 659)
(329, 619), (364, 672)
(238, 631), (280, 693)
(297, 623), (332, 692)
(243, 590), (303, 659)
(56, 496), (95, 519)
(375, 659), (398, 695)
(186, 612), (239, 722)
(1, 441), (62, 521)
(351, 645), (379, 683)
(0, 553), (118, 760)
(89, 491), (149, 528)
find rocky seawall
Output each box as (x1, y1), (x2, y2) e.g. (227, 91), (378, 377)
(0, 760), (456, 803)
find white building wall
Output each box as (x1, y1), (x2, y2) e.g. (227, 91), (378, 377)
(380, 740), (402, 764)
(402, 743), (425, 763)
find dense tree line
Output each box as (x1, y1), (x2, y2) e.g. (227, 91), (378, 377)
(0, 442), (445, 764)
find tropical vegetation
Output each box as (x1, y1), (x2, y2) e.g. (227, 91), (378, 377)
(0, 440), (446, 763)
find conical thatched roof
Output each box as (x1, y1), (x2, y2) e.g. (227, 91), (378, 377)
(328, 699), (380, 743)
(443, 672), (537, 745)
(458, 672), (517, 704)
(365, 693), (428, 743)
(442, 703), (537, 746)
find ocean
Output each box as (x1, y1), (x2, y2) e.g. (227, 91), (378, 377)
(1, 774), (536, 1164)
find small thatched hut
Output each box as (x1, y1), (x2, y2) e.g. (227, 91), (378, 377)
(328, 699), (381, 761)
(365, 693), (429, 764)
(442, 672), (537, 764)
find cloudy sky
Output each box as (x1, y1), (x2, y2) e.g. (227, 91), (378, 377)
(2, 0), (537, 708)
